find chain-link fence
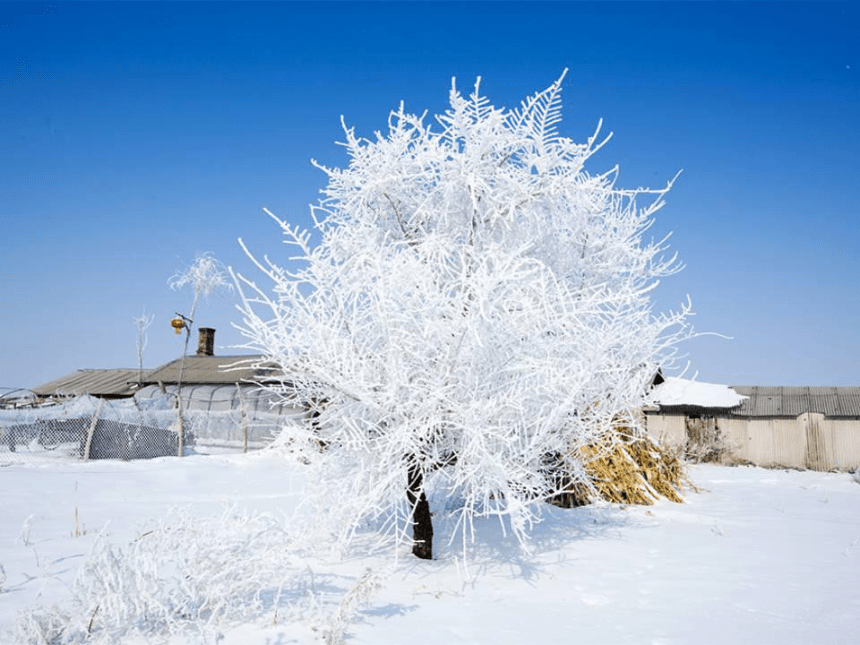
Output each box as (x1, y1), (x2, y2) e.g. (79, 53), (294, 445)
(0, 385), (305, 466)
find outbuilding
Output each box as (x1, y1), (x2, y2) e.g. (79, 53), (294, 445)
(646, 379), (860, 471)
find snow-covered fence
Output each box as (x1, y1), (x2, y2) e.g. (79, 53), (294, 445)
(0, 396), (178, 464)
(0, 387), (304, 465)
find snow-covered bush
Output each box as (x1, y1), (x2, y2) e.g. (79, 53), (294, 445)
(10, 507), (380, 644)
(234, 71), (692, 558)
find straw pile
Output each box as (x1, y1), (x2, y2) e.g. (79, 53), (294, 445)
(548, 429), (685, 508)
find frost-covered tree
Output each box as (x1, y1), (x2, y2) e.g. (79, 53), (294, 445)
(234, 72), (691, 559)
(168, 253), (231, 455)
(132, 309), (155, 385)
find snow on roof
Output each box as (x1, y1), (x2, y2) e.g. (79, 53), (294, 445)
(649, 377), (747, 409)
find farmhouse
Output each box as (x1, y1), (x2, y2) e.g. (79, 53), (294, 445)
(647, 379), (860, 472)
(7, 328), (303, 459)
(28, 328), (289, 410)
(129, 328), (304, 449)
(131, 326), (300, 418)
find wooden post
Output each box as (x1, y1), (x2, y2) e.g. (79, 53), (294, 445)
(236, 384), (250, 453)
(82, 398), (105, 461)
(177, 391), (185, 457)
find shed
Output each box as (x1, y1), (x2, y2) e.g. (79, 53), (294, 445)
(646, 380), (860, 472)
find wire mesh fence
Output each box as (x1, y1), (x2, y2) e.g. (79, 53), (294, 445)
(0, 386), (304, 466)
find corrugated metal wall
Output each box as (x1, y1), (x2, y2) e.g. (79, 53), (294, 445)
(819, 418), (860, 471)
(645, 414), (686, 449)
(646, 412), (860, 471)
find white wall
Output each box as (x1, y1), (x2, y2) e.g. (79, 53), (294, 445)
(645, 412), (860, 472)
(645, 413), (686, 450)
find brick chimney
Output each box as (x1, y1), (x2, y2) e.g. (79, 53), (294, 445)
(197, 328), (215, 357)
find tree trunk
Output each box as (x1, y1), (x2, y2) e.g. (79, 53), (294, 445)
(407, 464), (433, 559)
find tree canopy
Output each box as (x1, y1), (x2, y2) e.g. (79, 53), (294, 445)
(234, 72), (691, 558)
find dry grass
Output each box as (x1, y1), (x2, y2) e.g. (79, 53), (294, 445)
(549, 429), (686, 508)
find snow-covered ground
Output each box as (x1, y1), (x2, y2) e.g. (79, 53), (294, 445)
(1, 453), (858, 644)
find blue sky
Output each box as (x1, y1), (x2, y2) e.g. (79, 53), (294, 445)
(1, 1), (858, 390)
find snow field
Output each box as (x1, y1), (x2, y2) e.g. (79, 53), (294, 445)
(1, 455), (858, 644)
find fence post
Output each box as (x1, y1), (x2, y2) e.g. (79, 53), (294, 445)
(82, 398), (105, 461)
(236, 384), (250, 453)
(177, 394), (184, 458)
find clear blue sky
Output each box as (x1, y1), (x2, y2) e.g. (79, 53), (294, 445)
(1, 1), (858, 390)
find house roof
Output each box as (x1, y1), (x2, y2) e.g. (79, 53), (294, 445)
(729, 386), (860, 419)
(32, 368), (143, 398)
(142, 354), (283, 385)
(651, 385), (860, 419)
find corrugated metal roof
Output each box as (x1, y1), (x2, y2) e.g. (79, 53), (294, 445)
(32, 369), (142, 397)
(780, 387), (808, 416)
(142, 355), (283, 385)
(728, 387), (860, 419)
(837, 390), (860, 417)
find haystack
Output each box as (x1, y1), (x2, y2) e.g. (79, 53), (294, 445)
(548, 429), (685, 508)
